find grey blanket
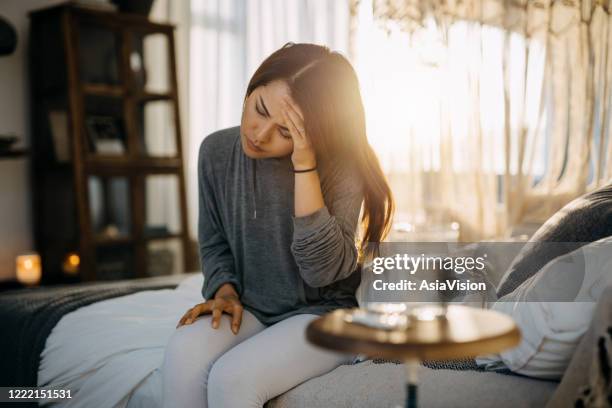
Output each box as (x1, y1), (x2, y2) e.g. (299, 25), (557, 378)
(372, 357), (517, 376)
(0, 275), (183, 391)
(372, 357), (485, 372)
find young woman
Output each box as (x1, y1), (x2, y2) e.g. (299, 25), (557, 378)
(162, 42), (394, 408)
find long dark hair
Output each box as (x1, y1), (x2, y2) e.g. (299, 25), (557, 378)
(245, 43), (394, 258)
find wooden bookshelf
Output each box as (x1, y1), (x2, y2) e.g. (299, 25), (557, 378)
(29, 4), (194, 283)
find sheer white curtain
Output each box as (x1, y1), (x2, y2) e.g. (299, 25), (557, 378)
(187, 0), (350, 238)
(145, 0), (191, 243)
(353, 0), (612, 240)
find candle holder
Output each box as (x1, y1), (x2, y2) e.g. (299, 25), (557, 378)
(16, 253), (42, 286)
(62, 252), (80, 275)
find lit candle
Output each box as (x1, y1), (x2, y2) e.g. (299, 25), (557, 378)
(16, 253), (42, 286)
(62, 252), (80, 275)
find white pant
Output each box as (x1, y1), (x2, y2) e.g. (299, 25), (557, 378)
(161, 310), (352, 408)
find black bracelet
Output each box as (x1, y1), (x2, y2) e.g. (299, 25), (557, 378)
(293, 166), (318, 173)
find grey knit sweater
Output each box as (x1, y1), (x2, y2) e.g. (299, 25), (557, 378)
(198, 126), (364, 325)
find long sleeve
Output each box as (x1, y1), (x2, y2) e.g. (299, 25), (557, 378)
(290, 164), (363, 288)
(198, 138), (241, 300)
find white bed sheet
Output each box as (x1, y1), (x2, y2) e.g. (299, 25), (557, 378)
(38, 273), (204, 408)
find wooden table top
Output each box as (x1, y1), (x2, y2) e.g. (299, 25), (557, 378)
(306, 305), (521, 361)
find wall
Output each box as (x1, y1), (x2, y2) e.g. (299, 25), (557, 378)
(0, 0), (65, 280)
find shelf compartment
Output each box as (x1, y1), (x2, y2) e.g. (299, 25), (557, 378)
(95, 243), (136, 280)
(84, 95), (127, 156)
(146, 238), (184, 277)
(77, 22), (122, 86)
(137, 99), (178, 158)
(88, 175), (132, 242)
(145, 174), (182, 238)
(130, 31), (172, 94)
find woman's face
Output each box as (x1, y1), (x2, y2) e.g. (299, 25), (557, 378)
(240, 80), (302, 159)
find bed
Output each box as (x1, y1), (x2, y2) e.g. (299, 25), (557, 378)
(0, 269), (507, 408)
(0, 273), (196, 408)
(0, 257), (607, 407)
(0, 268), (557, 408)
(0, 271), (498, 408)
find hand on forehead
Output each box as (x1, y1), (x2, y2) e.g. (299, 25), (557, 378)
(259, 80), (304, 120)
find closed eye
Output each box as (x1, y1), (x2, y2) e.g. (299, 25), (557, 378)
(257, 95), (292, 140)
(255, 102), (266, 117)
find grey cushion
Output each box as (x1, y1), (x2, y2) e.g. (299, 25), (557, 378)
(267, 360), (558, 408)
(546, 284), (612, 408)
(497, 182), (612, 297)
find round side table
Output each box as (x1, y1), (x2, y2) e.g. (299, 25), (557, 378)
(306, 305), (520, 408)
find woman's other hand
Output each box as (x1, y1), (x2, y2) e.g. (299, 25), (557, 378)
(176, 283), (243, 334)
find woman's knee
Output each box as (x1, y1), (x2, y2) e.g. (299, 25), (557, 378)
(166, 324), (200, 357)
(162, 325), (217, 407)
(163, 319), (219, 378)
(207, 353), (268, 408)
(164, 316), (265, 381)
